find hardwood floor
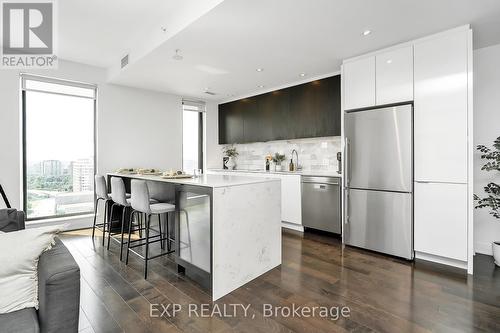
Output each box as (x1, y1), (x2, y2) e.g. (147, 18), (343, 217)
(60, 229), (500, 333)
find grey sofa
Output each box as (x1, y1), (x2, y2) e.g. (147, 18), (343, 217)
(0, 209), (80, 333)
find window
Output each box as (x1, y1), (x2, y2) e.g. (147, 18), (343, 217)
(182, 100), (205, 173)
(21, 74), (96, 220)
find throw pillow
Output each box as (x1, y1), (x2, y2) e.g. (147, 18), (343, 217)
(0, 225), (66, 313)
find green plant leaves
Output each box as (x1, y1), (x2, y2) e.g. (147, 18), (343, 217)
(474, 137), (500, 218)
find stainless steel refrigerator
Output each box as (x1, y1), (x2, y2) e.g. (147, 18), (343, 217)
(344, 104), (413, 259)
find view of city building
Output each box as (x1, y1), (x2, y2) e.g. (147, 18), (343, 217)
(72, 158), (94, 192)
(42, 160), (62, 176)
(26, 157), (94, 218)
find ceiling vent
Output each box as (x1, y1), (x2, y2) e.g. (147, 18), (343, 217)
(121, 54), (129, 69)
(204, 91), (216, 96)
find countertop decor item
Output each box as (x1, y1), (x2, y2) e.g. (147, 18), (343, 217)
(223, 145), (239, 170)
(272, 153), (286, 171)
(116, 168), (137, 174)
(137, 168), (162, 175)
(265, 154), (272, 171)
(161, 174), (193, 179)
(161, 170), (192, 179)
(474, 136), (500, 266)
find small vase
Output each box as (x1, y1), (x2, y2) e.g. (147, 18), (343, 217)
(493, 242), (500, 266)
(226, 156), (236, 170)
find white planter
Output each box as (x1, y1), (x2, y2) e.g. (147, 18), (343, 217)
(493, 242), (500, 266)
(226, 156), (236, 170)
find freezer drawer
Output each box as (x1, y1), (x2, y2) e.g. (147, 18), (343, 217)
(345, 104), (413, 192)
(345, 188), (413, 259)
(301, 177), (341, 234)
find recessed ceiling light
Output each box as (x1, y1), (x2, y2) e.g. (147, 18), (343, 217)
(362, 30), (372, 36)
(256, 68), (263, 72)
(299, 73), (306, 77)
(258, 85), (264, 88)
(386, 59), (393, 64)
(172, 49), (183, 60)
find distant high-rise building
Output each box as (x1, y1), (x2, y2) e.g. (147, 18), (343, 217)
(42, 160), (62, 176)
(72, 158), (94, 192)
(28, 161), (42, 175)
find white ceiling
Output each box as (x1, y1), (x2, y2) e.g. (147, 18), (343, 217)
(58, 0), (500, 101)
(58, 0), (221, 68)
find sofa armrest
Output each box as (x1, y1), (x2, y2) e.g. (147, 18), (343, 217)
(37, 238), (80, 333)
(0, 209), (25, 232)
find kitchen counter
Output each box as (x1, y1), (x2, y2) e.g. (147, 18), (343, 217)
(207, 168), (341, 178)
(107, 172), (281, 301)
(107, 172), (280, 188)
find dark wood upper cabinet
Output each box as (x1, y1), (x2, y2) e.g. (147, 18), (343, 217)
(218, 74), (340, 144)
(289, 76), (341, 139)
(218, 101), (244, 144)
(242, 96), (271, 143)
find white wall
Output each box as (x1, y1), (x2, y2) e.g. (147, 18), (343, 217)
(473, 43), (500, 255)
(205, 101), (222, 169)
(0, 60), (185, 228)
(98, 84), (182, 174)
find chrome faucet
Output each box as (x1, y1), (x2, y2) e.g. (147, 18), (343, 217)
(291, 149), (299, 171)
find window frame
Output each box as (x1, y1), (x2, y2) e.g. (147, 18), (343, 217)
(182, 99), (205, 173)
(21, 74), (97, 221)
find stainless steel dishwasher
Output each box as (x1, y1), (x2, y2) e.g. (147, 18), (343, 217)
(301, 176), (341, 234)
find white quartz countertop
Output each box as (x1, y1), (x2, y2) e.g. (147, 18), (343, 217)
(107, 172), (280, 188)
(207, 168), (342, 178)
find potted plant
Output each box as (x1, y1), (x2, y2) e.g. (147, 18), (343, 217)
(223, 145), (239, 170)
(272, 153), (286, 171)
(474, 136), (500, 266)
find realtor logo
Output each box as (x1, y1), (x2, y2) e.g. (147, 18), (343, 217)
(1, 0), (57, 68)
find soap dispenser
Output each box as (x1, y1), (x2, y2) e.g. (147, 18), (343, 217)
(289, 159), (295, 172)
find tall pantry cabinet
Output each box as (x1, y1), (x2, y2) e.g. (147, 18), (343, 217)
(413, 28), (472, 271)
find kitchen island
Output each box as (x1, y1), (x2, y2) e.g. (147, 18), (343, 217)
(107, 173), (281, 300)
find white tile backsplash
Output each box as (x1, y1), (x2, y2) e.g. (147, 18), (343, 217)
(222, 136), (341, 172)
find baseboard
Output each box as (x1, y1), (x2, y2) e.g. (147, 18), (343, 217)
(475, 242), (493, 256)
(415, 251), (468, 270)
(281, 221), (304, 232)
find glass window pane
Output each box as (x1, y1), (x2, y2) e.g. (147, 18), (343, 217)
(25, 90), (94, 219)
(25, 79), (95, 98)
(183, 110), (200, 173)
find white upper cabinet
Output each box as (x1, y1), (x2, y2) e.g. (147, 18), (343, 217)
(344, 47), (413, 110)
(414, 30), (468, 183)
(376, 46), (414, 105)
(343, 57), (375, 110)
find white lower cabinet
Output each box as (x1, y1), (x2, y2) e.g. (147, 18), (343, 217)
(280, 174), (302, 225)
(414, 182), (467, 262)
(206, 170), (302, 227)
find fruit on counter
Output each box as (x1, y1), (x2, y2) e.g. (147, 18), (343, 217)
(162, 169), (185, 177)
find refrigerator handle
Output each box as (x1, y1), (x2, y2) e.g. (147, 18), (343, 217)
(343, 188), (349, 242)
(344, 137), (350, 187)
